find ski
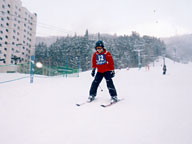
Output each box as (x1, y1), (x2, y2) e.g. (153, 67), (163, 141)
(76, 98), (124, 107)
(76, 102), (86, 106)
(76, 99), (96, 107)
(100, 99), (124, 108)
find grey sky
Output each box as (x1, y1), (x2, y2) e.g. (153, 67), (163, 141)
(22, 0), (192, 37)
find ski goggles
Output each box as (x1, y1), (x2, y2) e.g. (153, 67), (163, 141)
(96, 47), (103, 50)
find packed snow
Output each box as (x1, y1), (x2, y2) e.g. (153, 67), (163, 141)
(0, 58), (192, 144)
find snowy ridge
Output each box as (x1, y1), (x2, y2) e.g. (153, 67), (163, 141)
(0, 58), (192, 144)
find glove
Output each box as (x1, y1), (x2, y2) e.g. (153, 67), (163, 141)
(91, 68), (96, 77)
(110, 70), (115, 78)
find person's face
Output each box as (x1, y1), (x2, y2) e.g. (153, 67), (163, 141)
(96, 47), (103, 53)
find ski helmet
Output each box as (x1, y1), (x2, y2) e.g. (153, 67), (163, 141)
(95, 40), (104, 50)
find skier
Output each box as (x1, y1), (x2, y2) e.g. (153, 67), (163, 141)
(163, 64), (167, 75)
(88, 40), (118, 103)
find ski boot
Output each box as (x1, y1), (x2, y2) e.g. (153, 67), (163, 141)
(88, 95), (95, 102)
(111, 96), (118, 103)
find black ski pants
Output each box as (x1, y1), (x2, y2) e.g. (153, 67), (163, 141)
(89, 71), (117, 97)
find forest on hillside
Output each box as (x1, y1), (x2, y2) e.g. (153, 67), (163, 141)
(35, 31), (166, 74)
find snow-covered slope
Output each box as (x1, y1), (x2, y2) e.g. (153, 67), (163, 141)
(0, 58), (192, 144)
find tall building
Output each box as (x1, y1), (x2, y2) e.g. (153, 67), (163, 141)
(0, 0), (37, 72)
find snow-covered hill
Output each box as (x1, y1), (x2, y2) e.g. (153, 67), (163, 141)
(0, 58), (192, 144)
(162, 34), (192, 62)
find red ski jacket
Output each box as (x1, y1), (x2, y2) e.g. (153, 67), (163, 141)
(92, 49), (115, 73)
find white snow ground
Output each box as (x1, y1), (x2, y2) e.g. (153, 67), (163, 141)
(0, 58), (192, 144)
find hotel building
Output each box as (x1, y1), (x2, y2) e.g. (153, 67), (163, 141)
(0, 0), (37, 72)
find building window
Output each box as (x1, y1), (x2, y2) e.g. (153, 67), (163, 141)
(0, 11), (5, 15)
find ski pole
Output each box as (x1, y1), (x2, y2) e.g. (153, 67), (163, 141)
(99, 85), (103, 92)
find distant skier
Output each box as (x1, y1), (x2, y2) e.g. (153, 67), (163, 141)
(88, 40), (118, 103)
(163, 64), (167, 75)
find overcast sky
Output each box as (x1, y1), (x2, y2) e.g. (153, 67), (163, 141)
(22, 0), (192, 38)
